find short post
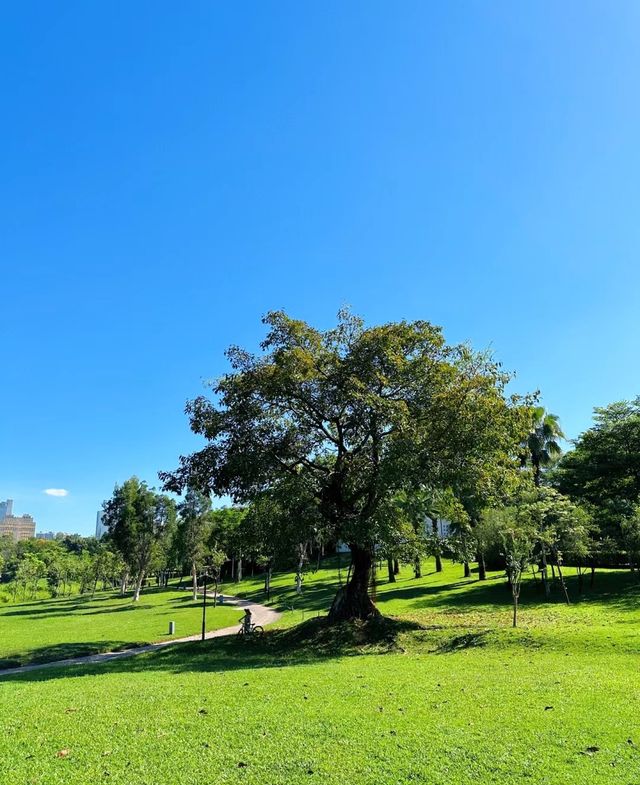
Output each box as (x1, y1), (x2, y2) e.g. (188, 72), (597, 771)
(201, 573), (208, 641)
(168, 621), (175, 635)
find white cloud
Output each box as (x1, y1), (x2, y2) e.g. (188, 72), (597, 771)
(44, 488), (69, 497)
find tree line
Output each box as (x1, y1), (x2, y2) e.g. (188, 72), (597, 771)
(0, 535), (125, 601)
(7, 312), (639, 629)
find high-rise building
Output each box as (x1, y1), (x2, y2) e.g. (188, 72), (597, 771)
(0, 499), (14, 521)
(0, 514), (36, 541)
(95, 511), (108, 539)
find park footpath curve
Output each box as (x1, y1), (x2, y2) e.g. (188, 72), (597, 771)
(0, 595), (281, 679)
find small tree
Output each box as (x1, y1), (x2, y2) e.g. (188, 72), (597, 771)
(525, 487), (592, 604)
(14, 554), (45, 600)
(501, 519), (536, 628)
(483, 507), (536, 627)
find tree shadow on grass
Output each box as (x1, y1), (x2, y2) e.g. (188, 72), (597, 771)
(0, 616), (424, 684)
(4, 569), (639, 683)
(0, 640), (148, 671)
(0, 602), (154, 620)
(376, 575), (513, 612)
(239, 580), (342, 617)
(375, 568), (640, 615)
(433, 630), (490, 653)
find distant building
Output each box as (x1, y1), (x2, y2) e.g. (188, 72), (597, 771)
(36, 531), (57, 540)
(429, 518), (452, 538)
(0, 514), (36, 541)
(95, 511), (108, 539)
(0, 499), (13, 521)
(336, 516), (452, 554)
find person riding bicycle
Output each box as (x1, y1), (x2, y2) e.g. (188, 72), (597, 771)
(240, 608), (253, 634)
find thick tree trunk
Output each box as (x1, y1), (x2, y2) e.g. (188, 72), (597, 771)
(393, 559), (400, 576)
(387, 558), (396, 583)
(236, 555), (243, 583)
(464, 561), (471, 578)
(328, 544), (380, 623)
(413, 556), (421, 579)
(431, 517), (443, 572)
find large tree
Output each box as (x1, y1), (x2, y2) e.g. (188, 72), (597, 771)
(176, 489), (212, 600)
(555, 398), (640, 518)
(102, 477), (176, 601)
(162, 310), (528, 621)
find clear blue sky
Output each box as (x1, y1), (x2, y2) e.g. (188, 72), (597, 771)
(2, 2), (639, 535)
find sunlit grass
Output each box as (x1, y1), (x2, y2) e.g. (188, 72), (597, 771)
(1, 558), (640, 784)
(0, 587), (240, 667)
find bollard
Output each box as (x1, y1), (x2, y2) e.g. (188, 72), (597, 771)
(168, 621), (175, 635)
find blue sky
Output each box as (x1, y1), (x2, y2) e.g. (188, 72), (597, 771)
(2, 2), (639, 535)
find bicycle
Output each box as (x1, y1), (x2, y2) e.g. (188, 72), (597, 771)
(237, 622), (264, 639)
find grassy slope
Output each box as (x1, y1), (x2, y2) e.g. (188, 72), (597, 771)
(0, 588), (241, 667)
(1, 560), (640, 784)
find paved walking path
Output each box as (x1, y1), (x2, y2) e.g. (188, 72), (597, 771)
(0, 595), (281, 679)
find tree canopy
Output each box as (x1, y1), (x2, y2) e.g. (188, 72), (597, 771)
(162, 310), (529, 620)
(522, 406), (565, 487)
(554, 398), (640, 537)
(102, 477), (176, 601)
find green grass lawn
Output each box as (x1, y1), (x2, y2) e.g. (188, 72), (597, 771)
(1, 559), (640, 784)
(0, 587), (241, 667)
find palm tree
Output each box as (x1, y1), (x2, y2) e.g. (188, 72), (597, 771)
(524, 406), (565, 487)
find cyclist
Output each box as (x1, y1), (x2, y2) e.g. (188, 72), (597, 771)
(240, 607), (253, 634)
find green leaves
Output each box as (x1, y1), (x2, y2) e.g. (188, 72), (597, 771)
(102, 478), (176, 599)
(164, 310), (530, 613)
(555, 398), (640, 521)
